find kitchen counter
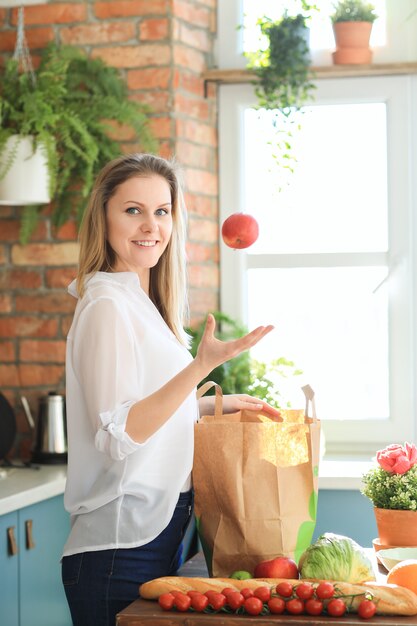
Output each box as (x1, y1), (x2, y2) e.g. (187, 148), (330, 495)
(0, 464), (67, 515)
(117, 553), (417, 626)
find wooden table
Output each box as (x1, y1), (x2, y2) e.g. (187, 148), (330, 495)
(116, 553), (417, 626)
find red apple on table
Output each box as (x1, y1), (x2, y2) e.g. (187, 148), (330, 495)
(254, 556), (299, 579)
(221, 213), (259, 249)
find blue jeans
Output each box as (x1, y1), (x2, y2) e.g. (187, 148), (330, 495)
(61, 490), (193, 626)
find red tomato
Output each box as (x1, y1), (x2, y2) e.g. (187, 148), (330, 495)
(305, 598), (324, 616)
(267, 597), (286, 614)
(208, 592), (227, 611)
(170, 590), (185, 598)
(204, 590), (218, 600)
(358, 599), (377, 619)
(158, 592), (175, 611)
(240, 587), (255, 599)
(276, 581), (293, 597)
(327, 598), (347, 617)
(244, 596), (264, 615)
(254, 586), (271, 602)
(286, 598), (305, 615)
(190, 594), (209, 612)
(295, 582), (314, 600)
(187, 590), (202, 598)
(221, 587), (236, 597)
(227, 591), (245, 610)
(173, 593), (191, 612)
(316, 581), (335, 599)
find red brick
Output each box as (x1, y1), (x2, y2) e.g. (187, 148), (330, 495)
(186, 241), (218, 263)
(185, 168), (217, 196)
(0, 206), (13, 218)
(15, 292), (75, 314)
(150, 116), (172, 139)
(94, 0), (166, 19)
(0, 9), (6, 28)
(188, 264), (219, 289)
(176, 119), (217, 147)
(0, 245), (6, 264)
(18, 364), (64, 387)
(0, 219), (47, 242)
(0, 317), (58, 338)
(127, 67), (170, 90)
(173, 69), (205, 97)
(11, 3), (87, 25)
(46, 268), (77, 289)
(0, 269), (42, 290)
(0, 340), (15, 362)
(0, 293), (12, 312)
(0, 364), (18, 387)
(173, 43), (206, 73)
(60, 22), (135, 45)
(130, 91), (170, 114)
(175, 140), (213, 169)
(20, 340), (66, 363)
(61, 315), (74, 337)
(173, 1), (211, 29)
(189, 288), (219, 316)
(91, 44), (170, 68)
(140, 18), (169, 41)
(188, 217), (218, 243)
(0, 27), (54, 52)
(185, 193), (217, 218)
(174, 93), (209, 121)
(53, 221), (78, 241)
(173, 19), (211, 52)
(11, 243), (79, 266)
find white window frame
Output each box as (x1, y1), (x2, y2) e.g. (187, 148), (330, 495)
(219, 75), (417, 456)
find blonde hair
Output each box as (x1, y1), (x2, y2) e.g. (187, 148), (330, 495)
(77, 153), (189, 344)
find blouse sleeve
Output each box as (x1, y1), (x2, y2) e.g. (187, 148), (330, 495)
(71, 296), (147, 460)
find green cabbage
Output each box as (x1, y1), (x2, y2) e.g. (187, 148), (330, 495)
(299, 533), (376, 583)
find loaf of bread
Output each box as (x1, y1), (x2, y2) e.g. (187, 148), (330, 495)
(139, 575), (417, 615)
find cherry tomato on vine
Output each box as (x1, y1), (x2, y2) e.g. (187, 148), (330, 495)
(227, 591), (245, 610)
(187, 590), (202, 598)
(254, 586), (271, 602)
(286, 598), (305, 615)
(358, 599), (377, 619)
(240, 588), (255, 599)
(327, 598), (347, 617)
(208, 592), (227, 611)
(244, 596), (264, 615)
(268, 597), (286, 614)
(190, 593), (209, 612)
(276, 581), (293, 597)
(221, 587), (236, 597)
(173, 593), (192, 612)
(305, 598), (324, 616)
(295, 582), (314, 600)
(158, 592), (175, 611)
(316, 581), (335, 599)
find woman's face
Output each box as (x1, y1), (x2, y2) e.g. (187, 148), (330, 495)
(106, 174), (173, 286)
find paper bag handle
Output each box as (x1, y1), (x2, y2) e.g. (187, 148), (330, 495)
(197, 381), (223, 418)
(302, 384), (317, 421)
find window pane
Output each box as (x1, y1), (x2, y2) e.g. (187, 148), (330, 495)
(244, 103), (388, 254)
(247, 267), (389, 421)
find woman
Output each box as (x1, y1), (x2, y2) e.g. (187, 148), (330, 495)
(61, 153), (275, 625)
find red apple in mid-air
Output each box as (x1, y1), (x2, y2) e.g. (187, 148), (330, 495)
(254, 556), (299, 579)
(221, 213), (259, 249)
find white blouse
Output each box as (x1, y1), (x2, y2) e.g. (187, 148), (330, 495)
(62, 272), (198, 557)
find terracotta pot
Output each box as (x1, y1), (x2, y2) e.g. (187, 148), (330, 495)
(374, 507), (417, 546)
(332, 21), (373, 65)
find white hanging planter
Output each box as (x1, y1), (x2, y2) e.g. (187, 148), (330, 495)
(0, 135), (51, 206)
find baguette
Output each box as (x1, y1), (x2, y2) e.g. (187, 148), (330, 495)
(139, 575), (417, 616)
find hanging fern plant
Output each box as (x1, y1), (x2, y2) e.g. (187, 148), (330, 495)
(0, 43), (157, 242)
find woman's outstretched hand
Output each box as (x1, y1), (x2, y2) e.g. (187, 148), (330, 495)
(194, 313), (274, 376)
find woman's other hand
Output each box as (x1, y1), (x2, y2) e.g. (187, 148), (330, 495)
(194, 314), (274, 376)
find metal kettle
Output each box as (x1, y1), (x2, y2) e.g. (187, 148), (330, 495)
(32, 391), (67, 464)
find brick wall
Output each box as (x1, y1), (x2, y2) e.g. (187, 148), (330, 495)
(0, 0), (219, 459)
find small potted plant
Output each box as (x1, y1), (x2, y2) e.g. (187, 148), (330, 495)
(0, 43), (156, 242)
(361, 442), (417, 547)
(244, 1), (318, 176)
(330, 0), (378, 65)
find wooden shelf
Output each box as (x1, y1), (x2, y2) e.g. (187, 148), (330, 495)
(202, 63), (417, 88)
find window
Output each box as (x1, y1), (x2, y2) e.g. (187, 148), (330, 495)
(219, 75), (417, 456)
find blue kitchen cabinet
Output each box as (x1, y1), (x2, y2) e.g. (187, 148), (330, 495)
(0, 495), (71, 626)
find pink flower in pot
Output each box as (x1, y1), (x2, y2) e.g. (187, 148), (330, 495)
(376, 442), (417, 475)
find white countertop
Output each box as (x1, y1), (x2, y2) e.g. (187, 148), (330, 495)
(0, 464), (67, 516)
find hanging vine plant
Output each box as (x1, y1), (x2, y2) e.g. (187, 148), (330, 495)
(0, 43), (157, 242)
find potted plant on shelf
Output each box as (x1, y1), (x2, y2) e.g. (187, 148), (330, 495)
(0, 43), (156, 242)
(330, 0), (378, 65)
(361, 442), (417, 547)
(244, 1), (318, 178)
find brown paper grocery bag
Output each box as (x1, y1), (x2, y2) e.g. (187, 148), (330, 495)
(193, 382), (320, 577)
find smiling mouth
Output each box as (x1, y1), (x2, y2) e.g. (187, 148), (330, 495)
(133, 240), (158, 247)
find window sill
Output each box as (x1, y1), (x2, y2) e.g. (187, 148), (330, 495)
(319, 459), (373, 491)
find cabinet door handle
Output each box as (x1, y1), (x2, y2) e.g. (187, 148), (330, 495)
(7, 526), (18, 556)
(25, 519), (35, 550)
